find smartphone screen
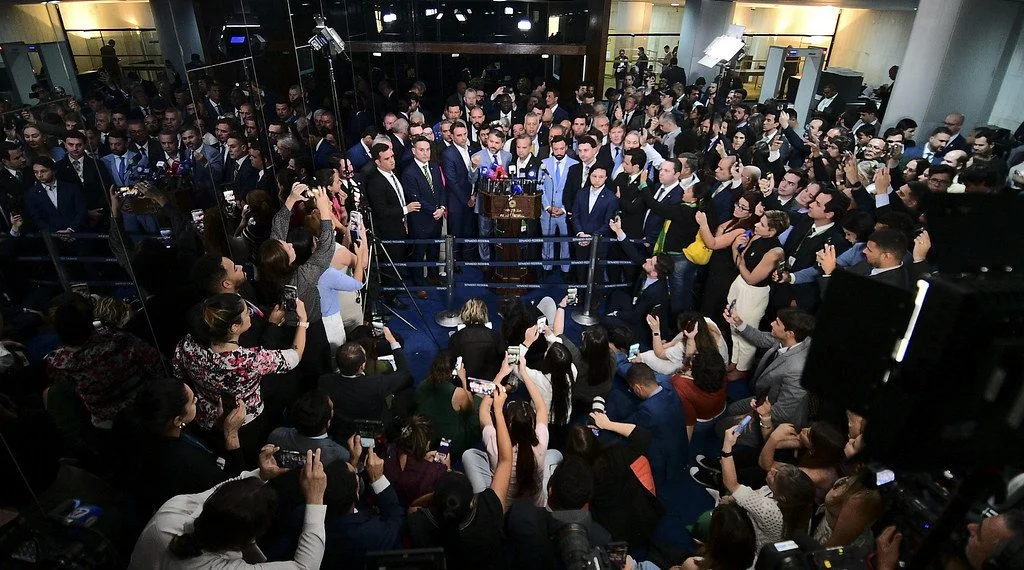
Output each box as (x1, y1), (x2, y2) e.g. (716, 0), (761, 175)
(736, 415), (753, 434)
(628, 343), (640, 360)
(468, 379), (496, 396)
(274, 450), (305, 469)
(536, 316), (547, 333)
(567, 287), (578, 305)
(506, 345), (520, 366)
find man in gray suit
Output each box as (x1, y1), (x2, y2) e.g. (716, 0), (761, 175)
(267, 389), (353, 466)
(721, 307), (816, 434)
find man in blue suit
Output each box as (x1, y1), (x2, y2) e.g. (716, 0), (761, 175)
(903, 126), (951, 166)
(440, 121), (476, 263)
(546, 88), (570, 125)
(25, 157), (87, 232)
(540, 135), (578, 275)
(312, 128), (336, 171)
(181, 125), (223, 208)
(571, 165), (618, 286)
(99, 130), (157, 237)
(401, 136), (446, 294)
(347, 127), (375, 172)
(471, 131), (513, 263)
(622, 362), (687, 490)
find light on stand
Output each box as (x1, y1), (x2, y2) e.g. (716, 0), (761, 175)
(308, 15), (346, 56)
(517, 18), (531, 31)
(382, 11), (397, 23)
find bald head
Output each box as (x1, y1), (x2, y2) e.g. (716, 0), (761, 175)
(943, 149), (968, 170)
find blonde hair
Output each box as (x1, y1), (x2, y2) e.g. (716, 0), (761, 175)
(93, 296), (133, 328)
(459, 298), (489, 325)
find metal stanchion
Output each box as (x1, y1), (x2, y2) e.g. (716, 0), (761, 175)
(41, 232), (72, 293)
(571, 234), (601, 326)
(435, 235), (462, 327)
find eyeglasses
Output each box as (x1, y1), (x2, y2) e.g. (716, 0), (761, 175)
(734, 203), (750, 212)
(927, 177), (952, 186)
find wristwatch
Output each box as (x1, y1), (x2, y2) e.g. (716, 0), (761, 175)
(721, 450), (734, 458)
(297, 321), (310, 329)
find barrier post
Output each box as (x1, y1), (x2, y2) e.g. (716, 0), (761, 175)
(435, 235), (462, 327)
(571, 234), (601, 326)
(41, 232), (72, 292)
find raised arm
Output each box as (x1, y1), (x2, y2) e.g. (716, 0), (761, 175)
(490, 385), (514, 509)
(519, 325), (549, 425)
(552, 296), (568, 336)
(736, 244), (784, 286)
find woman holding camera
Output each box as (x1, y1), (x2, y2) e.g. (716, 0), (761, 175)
(172, 294), (307, 457)
(415, 352), (480, 461)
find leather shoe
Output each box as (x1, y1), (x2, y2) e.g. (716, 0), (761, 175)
(415, 290), (429, 300)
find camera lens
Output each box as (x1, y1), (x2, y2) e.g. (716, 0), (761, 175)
(592, 396), (606, 414)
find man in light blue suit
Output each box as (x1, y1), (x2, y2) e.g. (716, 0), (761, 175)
(540, 134), (578, 274)
(182, 125), (223, 208)
(99, 131), (157, 237)
(470, 130), (513, 263)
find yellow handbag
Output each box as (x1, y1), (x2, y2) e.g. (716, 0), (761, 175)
(683, 231), (713, 265)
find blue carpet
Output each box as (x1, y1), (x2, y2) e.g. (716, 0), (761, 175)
(383, 267), (715, 555)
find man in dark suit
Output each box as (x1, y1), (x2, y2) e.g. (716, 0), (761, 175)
(126, 119), (161, 163)
(54, 132), (109, 224)
(622, 363), (687, 490)
(223, 135), (260, 200)
(621, 95), (645, 132)
(401, 136), (446, 295)
(563, 136), (611, 222)
(904, 127), (951, 165)
(440, 121), (476, 262)
(774, 188), (851, 311)
(509, 133), (543, 178)
(817, 227), (917, 297)
(610, 148), (648, 284)
(706, 156), (742, 226)
(311, 128), (336, 171)
(25, 157), (87, 232)
(813, 84), (844, 124)
(546, 88), (570, 125)
(318, 326), (413, 431)
(571, 165), (619, 285)
(314, 450), (404, 568)
(605, 218), (673, 344)
(639, 160), (683, 247)
(365, 143), (414, 304)
(0, 143), (32, 217)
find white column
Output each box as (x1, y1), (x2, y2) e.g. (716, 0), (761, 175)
(149, 0), (204, 79)
(677, 0), (735, 83)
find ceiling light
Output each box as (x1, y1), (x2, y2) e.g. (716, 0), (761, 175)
(435, 12), (444, 20)
(465, 9), (472, 14)
(541, 54), (549, 59)
(504, 6), (513, 14)
(452, 53), (460, 58)
(372, 52), (382, 57)
(455, 12), (466, 22)
(425, 8), (437, 16)
(517, 19), (531, 31)
(382, 11), (397, 23)
(671, 2), (680, 6)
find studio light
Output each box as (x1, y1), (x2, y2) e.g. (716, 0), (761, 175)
(455, 12), (466, 22)
(425, 8), (437, 16)
(504, 7), (513, 15)
(517, 18), (531, 31)
(382, 11), (397, 23)
(308, 14), (346, 56)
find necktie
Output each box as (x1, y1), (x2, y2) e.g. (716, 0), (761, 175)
(582, 164), (590, 184)
(73, 159), (83, 181)
(492, 154), (498, 167)
(615, 147), (621, 158)
(141, 107), (149, 116)
(761, 349), (782, 373)
(654, 186), (668, 201)
(13, 170), (22, 182)
(422, 164), (433, 191)
(530, 143), (537, 155)
(117, 156), (126, 179)
(390, 174), (406, 207)
(555, 161), (563, 182)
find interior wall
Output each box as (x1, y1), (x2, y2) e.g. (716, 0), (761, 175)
(58, 1), (156, 30)
(987, 13), (1024, 130)
(828, 9), (913, 87)
(0, 5), (63, 45)
(732, 4), (840, 35)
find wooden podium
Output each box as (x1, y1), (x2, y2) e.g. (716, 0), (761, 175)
(479, 182), (542, 290)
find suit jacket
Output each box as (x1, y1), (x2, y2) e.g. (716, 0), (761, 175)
(940, 133), (970, 155)
(364, 169), (408, 239)
(614, 235), (671, 333)
(640, 182), (682, 245)
(317, 347), (413, 428)
(440, 144), (474, 210)
(55, 155), (110, 210)
(596, 143), (625, 175)
(777, 219), (850, 310)
(614, 172), (646, 238)
(186, 143), (224, 207)
(814, 96), (844, 124)
(401, 160), (445, 237)
(626, 386), (687, 487)
(571, 185), (619, 238)
(817, 262), (912, 298)
(347, 142), (372, 171)
(129, 139), (162, 164)
(99, 151), (142, 188)
(564, 159), (613, 217)
(550, 105), (570, 125)
(622, 110), (645, 132)
(319, 485), (404, 568)
(470, 149), (513, 216)
(903, 144), (943, 165)
(707, 180), (740, 227)
(313, 138), (336, 170)
(203, 98), (227, 121)
(508, 156), (543, 180)
(224, 155), (260, 200)
(0, 166), (33, 211)
(25, 180), (87, 231)
(540, 155), (580, 213)
(737, 326), (812, 428)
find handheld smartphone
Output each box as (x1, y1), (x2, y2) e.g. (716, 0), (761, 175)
(875, 469), (896, 487)
(274, 449), (306, 469)
(536, 316), (547, 334)
(452, 356), (463, 377)
(222, 190), (236, 204)
(116, 186), (137, 199)
(355, 419), (384, 449)
(190, 209), (204, 229)
(349, 210), (363, 242)
(372, 319), (384, 337)
(608, 542), (629, 569)
(281, 285), (298, 312)
(435, 438), (451, 463)
(727, 299), (738, 315)
(628, 343), (640, 360)
(735, 415), (753, 434)
(468, 378), (496, 396)
(70, 282), (89, 296)
(506, 345), (520, 366)
(566, 287), (578, 306)
(220, 391), (237, 414)
(648, 303), (662, 317)
(736, 229), (753, 252)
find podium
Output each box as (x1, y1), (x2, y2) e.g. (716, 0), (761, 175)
(479, 180), (542, 289)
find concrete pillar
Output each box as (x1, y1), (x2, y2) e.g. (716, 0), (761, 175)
(149, 0), (204, 80)
(884, 0), (1024, 133)
(0, 43), (38, 105)
(677, 0), (735, 84)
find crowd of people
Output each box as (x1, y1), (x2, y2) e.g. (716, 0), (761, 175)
(0, 48), (1022, 570)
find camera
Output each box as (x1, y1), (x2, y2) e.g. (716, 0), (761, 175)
(274, 449), (306, 469)
(281, 285), (298, 312)
(555, 523), (616, 570)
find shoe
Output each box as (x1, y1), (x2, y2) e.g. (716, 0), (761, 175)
(695, 454), (722, 474)
(689, 466), (722, 490)
(415, 290), (429, 300)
